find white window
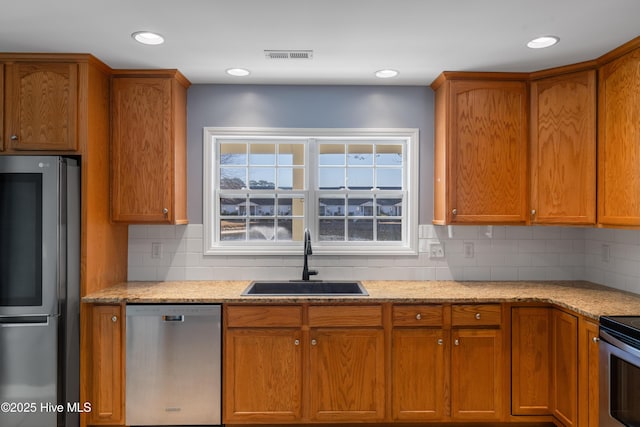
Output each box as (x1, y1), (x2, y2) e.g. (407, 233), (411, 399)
(203, 128), (419, 255)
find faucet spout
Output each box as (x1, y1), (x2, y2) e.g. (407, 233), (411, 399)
(302, 228), (318, 281)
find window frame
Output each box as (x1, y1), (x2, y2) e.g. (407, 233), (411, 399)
(203, 127), (419, 255)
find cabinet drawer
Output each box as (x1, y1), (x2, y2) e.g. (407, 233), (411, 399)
(226, 305), (302, 327)
(308, 305), (382, 327)
(393, 304), (444, 327)
(452, 304), (502, 326)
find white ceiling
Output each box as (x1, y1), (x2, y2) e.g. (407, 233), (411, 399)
(1, 0), (639, 85)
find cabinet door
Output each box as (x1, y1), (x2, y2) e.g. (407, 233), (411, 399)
(5, 62), (78, 151)
(451, 328), (503, 420)
(511, 306), (553, 415)
(309, 328), (385, 421)
(224, 328), (303, 423)
(530, 70), (596, 225)
(88, 305), (124, 425)
(448, 80), (528, 224)
(598, 47), (640, 226)
(111, 76), (187, 224)
(392, 328), (447, 420)
(578, 319), (599, 427)
(553, 309), (578, 426)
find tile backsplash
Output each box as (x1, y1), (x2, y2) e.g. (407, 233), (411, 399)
(127, 224), (640, 295)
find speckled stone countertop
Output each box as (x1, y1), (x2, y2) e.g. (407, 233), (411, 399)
(82, 280), (640, 320)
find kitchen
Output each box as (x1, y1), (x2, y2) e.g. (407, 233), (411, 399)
(2, 1), (640, 427)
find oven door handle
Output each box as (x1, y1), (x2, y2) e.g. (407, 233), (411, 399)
(600, 329), (640, 359)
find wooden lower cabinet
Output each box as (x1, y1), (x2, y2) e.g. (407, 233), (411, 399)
(579, 318), (600, 427)
(553, 309), (579, 427)
(511, 306), (553, 415)
(84, 304), (125, 426)
(392, 328), (448, 420)
(224, 328), (303, 422)
(309, 328), (385, 421)
(451, 328), (504, 420)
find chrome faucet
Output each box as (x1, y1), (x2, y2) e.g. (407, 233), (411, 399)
(302, 228), (318, 281)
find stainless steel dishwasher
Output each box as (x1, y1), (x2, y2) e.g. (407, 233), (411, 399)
(126, 304), (221, 426)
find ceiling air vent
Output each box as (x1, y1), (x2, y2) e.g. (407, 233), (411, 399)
(264, 50), (314, 60)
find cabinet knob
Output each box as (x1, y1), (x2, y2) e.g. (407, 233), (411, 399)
(437, 339), (443, 345)
(415, 313), (422, 320)
(454, 339), (460, 346)
(111, 316), (118, 323)
(294, 339), (300, 346)
(452, 208), (457, 215)
(10, 135), (18, 141)
(475, 313), (481, 320)
(531, 209), (536, 216)
(593, 336), (600, 343)
(162, 208), (169, 215)
(311, 339), (317, 346)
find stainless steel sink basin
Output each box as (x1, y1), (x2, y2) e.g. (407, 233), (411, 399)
(242, 280), (368, 296)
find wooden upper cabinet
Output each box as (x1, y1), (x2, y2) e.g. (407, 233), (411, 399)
(111, 70), (190, 224)
(530, 69), (596, 225)
(4, 61), (79, 151)
(598, 45), (640, 226)
(433, 75), (528, 225)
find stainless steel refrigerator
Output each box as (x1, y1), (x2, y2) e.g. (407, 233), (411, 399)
(0, 156), (80, 427)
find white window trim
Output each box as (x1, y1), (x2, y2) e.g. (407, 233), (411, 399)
(203, 127), (419, 256)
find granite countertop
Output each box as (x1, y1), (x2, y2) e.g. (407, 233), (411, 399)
(82, 280), (640, 320)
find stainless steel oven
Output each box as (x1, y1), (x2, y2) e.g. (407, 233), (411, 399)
(600, 316), (640, 427)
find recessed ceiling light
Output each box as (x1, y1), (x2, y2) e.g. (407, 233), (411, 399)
(132, 31), (165, 45)
(226, 68), (251, 77)
(375, 69), (399, 79)
(527, 36), (559, 49)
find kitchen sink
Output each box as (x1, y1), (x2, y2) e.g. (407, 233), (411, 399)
(242, 280), (368, 296)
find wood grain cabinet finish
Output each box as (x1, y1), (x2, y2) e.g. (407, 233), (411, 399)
(3, 61), (79, 151)
(511, 306), (553, 415)
(530, 70), (597, 225)
(110, 70), (190, 224)
(598, 46), (640, 226)
(552, 309), (579, 427)
(578, 318), (600, 427)
(451, 304), (504, 422)
(433, 75), (528, 225)
(224, 305), (385, 423)
(86, 304), (125, 426)
(391, 305), (447, 421)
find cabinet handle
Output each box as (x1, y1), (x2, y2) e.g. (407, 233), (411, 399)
(593, 337), (600, 343)
(531, 209), (536, 217)
(311, 339), (317, 346)
(162, 208), (169, 215)
(475, 313), (481, 320)
(111, 316), (118, 323)
(437, 339), (443, 345)
(454, 339), (460, 346)
(294, 339), (300, 346)
(10, 135), (18, 141)
(452, 208), (457, 215)
(415, 313), (422, 320)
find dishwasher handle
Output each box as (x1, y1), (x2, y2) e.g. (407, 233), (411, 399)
(163, 315), (184, 322)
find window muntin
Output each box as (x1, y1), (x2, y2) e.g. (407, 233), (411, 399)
(204, 128), (418, 255)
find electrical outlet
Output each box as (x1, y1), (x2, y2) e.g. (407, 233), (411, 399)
(151, 242), (163, 259)
(464, 242), (474, 258)
(429, 243), (445, 259)
(601, 244), (610, 263)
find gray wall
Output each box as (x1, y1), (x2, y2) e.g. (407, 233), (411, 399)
(186, 84), (434, 224)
